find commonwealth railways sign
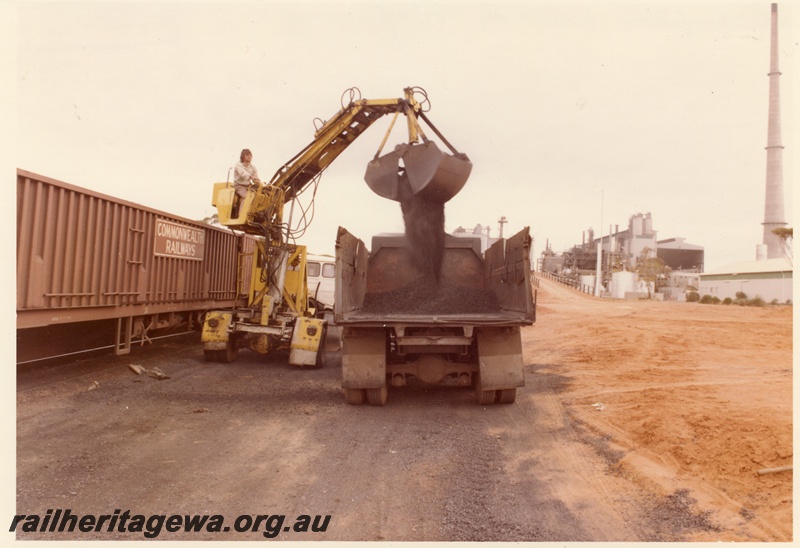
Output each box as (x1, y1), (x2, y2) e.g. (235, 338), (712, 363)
(154, 219), (205, 261)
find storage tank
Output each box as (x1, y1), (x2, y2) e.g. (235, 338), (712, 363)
(611, 271), (637, 299)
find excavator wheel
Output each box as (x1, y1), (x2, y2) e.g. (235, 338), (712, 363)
(312, 349), (326, 369)
(310, 324), (328, 369)
(218, 340), (239, 363)
(366, 385), (388, 406)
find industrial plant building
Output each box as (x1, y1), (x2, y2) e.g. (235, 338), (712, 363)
(539, 4), (791, 303)
(538, 211), (705, 300)
(541, 213), (655, 272)
(656, 238), (704, 272)
(451, 223), (501, 253)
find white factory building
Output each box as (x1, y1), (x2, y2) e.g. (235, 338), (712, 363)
(699, 257), (792, 303)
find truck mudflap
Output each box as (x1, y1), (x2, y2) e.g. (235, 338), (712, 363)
(341, 328), (386, 388)
(341, 327), (387, 405)
(475, 327), (525, 401)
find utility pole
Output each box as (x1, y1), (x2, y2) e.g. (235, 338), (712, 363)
(595, 190), (604, 297)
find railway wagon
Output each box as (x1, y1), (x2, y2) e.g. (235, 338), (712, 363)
(17, 169), (255, 361)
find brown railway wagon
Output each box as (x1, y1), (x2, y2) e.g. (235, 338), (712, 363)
(17, 169), (255, 356)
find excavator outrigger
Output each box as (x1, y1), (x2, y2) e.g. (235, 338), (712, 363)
(201, 87), (472, 366)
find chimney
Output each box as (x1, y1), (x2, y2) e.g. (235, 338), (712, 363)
(761, 3), (787, 259)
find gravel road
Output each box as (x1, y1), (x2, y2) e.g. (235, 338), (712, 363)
(16, 276), (790, 541)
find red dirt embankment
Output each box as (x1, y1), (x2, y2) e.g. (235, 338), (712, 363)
(525, 277), (793, 541)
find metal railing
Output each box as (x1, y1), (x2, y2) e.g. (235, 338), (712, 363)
(535, 271), (595, 295)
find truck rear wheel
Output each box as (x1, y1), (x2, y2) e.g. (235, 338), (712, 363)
(366, 385), (388, 406)
(496, 388), (517, 404)
(476, 389), (496, 405)
(344, 388), (365, 405)
(474, 374), (496, 405)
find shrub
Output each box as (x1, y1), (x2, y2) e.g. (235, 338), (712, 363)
(735, 291), (748, 300)
(700, 294), (716, 304)
(723, 297), (733, 305)
(686, 291), (700, 302)
(746, 296), (765, 307)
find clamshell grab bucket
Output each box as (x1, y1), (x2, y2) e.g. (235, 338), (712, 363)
(364, 152), (402, 201)
(364, 141), (472, 203)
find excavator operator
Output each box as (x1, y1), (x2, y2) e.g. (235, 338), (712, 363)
(232, 148), (261, 218)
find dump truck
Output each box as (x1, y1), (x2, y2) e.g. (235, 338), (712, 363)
(335, 226), (536, 406)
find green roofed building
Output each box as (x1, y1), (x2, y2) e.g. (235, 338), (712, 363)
(699, 258), (792, 303)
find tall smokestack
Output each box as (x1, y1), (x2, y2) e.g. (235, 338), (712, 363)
(761, 3), (787, 259)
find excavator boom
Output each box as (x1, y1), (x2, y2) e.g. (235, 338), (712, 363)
(213, 87), (471, 234)
(274, 98), (403, 201)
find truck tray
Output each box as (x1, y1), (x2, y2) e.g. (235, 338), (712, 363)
(334, 227), (535, 326)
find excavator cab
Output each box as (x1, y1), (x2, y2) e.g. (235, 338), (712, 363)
(210, 182), (240, 224)
(211, 182), (259, 228)
(211, 182), (286, 236)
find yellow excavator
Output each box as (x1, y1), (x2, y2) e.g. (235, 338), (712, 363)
(201, 87), (472, 366)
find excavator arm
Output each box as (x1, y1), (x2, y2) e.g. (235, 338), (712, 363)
(212, 87), (471, 236)
(272, 96), (410, 202)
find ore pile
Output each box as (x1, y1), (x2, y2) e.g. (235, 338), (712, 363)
(362, 277), (501, 315)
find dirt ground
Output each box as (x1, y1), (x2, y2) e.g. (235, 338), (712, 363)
(529, 277), (793, 541)
(15, 276), (793, 542)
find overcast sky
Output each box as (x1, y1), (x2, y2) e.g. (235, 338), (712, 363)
(11, 0), (797, 270)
